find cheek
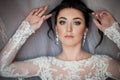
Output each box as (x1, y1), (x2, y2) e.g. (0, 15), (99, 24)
(75, 27), (85, 36)
(56, 26), (65, 37)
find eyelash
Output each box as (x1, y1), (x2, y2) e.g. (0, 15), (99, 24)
(59, 20), (81, 26)
(74, 21), (81, 25)
(59, 21), (66, 25)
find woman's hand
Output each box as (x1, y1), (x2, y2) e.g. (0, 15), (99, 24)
(25, 5), (52, 31)
(92, 10), (116, 32)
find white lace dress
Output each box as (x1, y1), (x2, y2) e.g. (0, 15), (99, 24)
(0, 21), (120, 80)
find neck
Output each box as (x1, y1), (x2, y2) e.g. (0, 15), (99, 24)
(58, 43), (87, 61)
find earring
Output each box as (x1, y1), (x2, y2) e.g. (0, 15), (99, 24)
(82, 33), (86, 46)
(55, 32), (59, 44)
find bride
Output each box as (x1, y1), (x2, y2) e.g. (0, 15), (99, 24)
(0, 0), (120, 80)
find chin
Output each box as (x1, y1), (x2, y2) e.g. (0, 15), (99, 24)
(62, 41), (80, 47)
(61, 38), (82, 46)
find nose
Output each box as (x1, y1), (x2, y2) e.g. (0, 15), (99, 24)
(67, 24), (72, 32)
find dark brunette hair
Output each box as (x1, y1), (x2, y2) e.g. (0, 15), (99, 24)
(46, 0), (103, 49)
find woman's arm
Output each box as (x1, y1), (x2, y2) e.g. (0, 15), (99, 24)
(0, 21), (34, 71)
(0, 5), (52, 77)
(104, 22), (120, 49)
(93, 10), (120, 48)
(0, 56), (49, 78)
(93, 10), (120, 79)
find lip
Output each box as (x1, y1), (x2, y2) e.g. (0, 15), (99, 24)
(64, 35), (74, 38)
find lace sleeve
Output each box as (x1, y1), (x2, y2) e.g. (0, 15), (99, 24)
(104, 22), (120, 49)
(0, 21), (36, 77)
(0, 57), (48, 78)
(107, 58), (120, 80)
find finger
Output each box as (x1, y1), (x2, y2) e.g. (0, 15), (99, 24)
(37, 14), (52, 27)
(44, 14), (53, 20)
(25, 9), (38, 21)
(37, 5), (48, 17)
(103, 11), (115, 20)
(26, 8), (38, 18)
(99, 10), (114, 19)
(99, 11), (109, 18)
(99, 10), (116, 23)
(34, 7), (44, 16)
(100, 10), (110, 15)
(31, 8), (39, 15)
(37, 16), (46, 26)
(93, 18), (102, 29)
(92, 12), (101, 22)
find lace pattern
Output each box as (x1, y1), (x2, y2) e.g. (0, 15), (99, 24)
(30, 55), (112, 80)
(0, 21), (120, 80)
(0, 21), (35, 74)
(104, 22), (120, 49)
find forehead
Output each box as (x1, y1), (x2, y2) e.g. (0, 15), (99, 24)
(57, 8), (84, 19)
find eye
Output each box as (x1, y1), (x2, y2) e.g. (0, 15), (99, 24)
(59, 20), (66, 25)
(74, 21), (81, 25)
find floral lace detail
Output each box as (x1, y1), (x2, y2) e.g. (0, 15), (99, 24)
(0, 21), (120, 80)
(104, 22), (120, 49)
(0, 21), (35, 75)
(30, 55), (112, 80)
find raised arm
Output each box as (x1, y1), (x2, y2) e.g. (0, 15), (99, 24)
(0, 6), (52, 77)
(104, 22), (120, 49)
(93, 10), (120, 79)
(93, 10), (120, 49)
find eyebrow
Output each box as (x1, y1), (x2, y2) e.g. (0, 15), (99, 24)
(58, 17), (67, 20)
(73, 17), (83, 21)
(58, 17), (83, 21)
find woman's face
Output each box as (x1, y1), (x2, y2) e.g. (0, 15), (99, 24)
(56, 8), (88, 46)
